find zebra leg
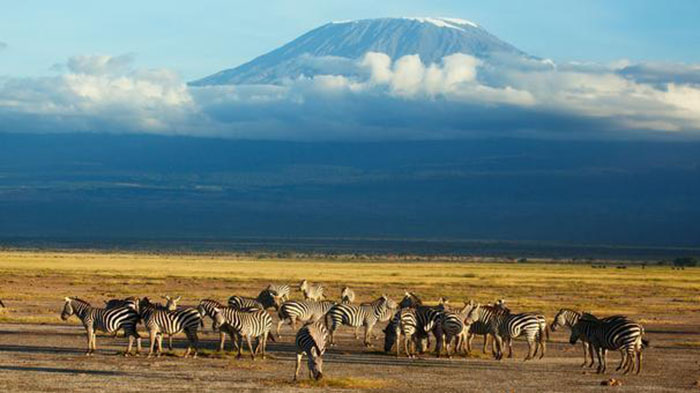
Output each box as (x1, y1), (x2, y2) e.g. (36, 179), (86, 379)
(246, 336), (256, 360)
(294, 353), (302, 381)
(507, 337), (514, 358)
(636, 347), (643, 375)
(84, 328), (94, 356)
(276, 319), (284, 338)
(126, 335), (134, 357)
(156, 334), (164, 357)
(168, 335), (173, 351)
(493, 334), (504, 360)
(539, 332), (546, 359)
(580, 342), (589, 367)
(524, 337), (535, 361)
(364, 322), (376, 347)
(147, 330), (157, 357)
(354, 326), (361, 340)
(219, 331), (226, 352)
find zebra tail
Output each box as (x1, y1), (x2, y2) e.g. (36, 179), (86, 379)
(544, 323), (550, 341)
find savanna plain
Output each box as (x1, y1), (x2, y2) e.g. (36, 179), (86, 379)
(0, 251), (699, 392)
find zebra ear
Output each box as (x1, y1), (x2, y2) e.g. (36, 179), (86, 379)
(164, 295), (170, 301)
(64, 297), (71, 302)
(174, 296), (181, 302)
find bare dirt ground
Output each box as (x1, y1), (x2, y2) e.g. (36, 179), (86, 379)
(1, 304), (699, 392)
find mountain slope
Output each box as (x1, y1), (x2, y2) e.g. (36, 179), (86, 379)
(190, 17), (532, 86)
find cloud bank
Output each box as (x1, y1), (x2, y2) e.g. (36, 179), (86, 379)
(1, 52), (700, 140)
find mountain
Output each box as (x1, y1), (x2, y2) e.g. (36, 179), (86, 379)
(190, 17), (534, 86)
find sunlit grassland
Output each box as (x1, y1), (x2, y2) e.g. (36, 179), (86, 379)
(0, 251), (698, 324)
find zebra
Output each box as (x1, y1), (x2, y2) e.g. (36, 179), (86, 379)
(551, 308), (595, 367)
(60, 297), (141, 356)
(267, 283), (290, 301)
(198, 298), (240, 352)
(277, 300), (335, 338)
(384, 307), (423, 358)
(570, 313), (648, 374)
(0, 299), (5, 308)
(340, 286), (355, 304)
(326, 295), (397, 347)
(138, 297), (202, 358)
(104, 296), (140, 310)
(553, 309), (633, 368)
(294, 320), (328, 381)
(412, 303), (447, 352)
(464, 303), (543, 361)
(211, 306), (274, 360)
(434, 310), (466, 358)
(299, 280), (325, 301)
(228, 289), (281, 311)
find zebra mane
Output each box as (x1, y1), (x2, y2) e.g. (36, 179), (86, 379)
(201, 298), (225, 306)
(580, 312), (600, 321)
(70, 297), (91, 306)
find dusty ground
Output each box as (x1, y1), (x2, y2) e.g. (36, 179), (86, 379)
(0, 251), (699, 392)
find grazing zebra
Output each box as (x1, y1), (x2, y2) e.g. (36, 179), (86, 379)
(326, 295), (397, 347)
(198, 299), (240, 351)
(299, 280), (325, 301)
(570, 313), (648, 374)
(267, 283), (290, 301)
(228, 289), (281, 311)
(399, 292), (423, 308)
(277, 300), (335, 338)
(340, 286), (355, 304)
(385, 307), (422, 357)
(138, 297), (202, 358)
(60, 297), (141, 356)
(212, 306), (274, 360)
(294, 320), (328, 381)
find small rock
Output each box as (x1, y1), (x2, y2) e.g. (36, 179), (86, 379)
(601, 378), (622, 386)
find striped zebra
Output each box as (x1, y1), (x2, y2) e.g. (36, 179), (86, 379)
(413, 303), (447, 351)
(267, 283), (290, 301)
(138, 297), (202, 358)
(198, 299), (240, 351)
(299, 280), (325, 301)
(552, 308), (595, 367)
(326, 295), (397, 347)
(570, 313), (648, 374)
(212, 306), (274, 360)
(294, 320), (328, 381)
(276, 300), (335, 337)
(0, 299), (4, 308)
(384, 307), (422, 357)
(228, 289), (281, 311)
(434, 310), (466, 358)
(340, 286), (355, 304)
(464, 303), (544, 360)
(60, 297), (141, 356)
(104, 296), (140, 311)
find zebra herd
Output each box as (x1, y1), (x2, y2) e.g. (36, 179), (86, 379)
(59, 280), (649, 381)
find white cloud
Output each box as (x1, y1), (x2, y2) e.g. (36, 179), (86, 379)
(1, 52), (700, 140)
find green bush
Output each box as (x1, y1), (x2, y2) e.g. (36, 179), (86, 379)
(673, 257), (698, 267)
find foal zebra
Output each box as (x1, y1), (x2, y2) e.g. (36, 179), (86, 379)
(299, 280), (325, 301)
(340, 286), (355, 304)
(277, 300), (335, 337)
(294, 320), (328, 381)
(212, 306), (274, 360)
(61, 297), (141, 356)
(570, 313), (648, 374)
(326, 295), (397, 347)
(138, 297), (202, 358)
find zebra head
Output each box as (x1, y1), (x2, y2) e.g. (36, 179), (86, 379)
(308, 346), (324, 380)
(163, 295), (181, 311)
(60, 297), (74, 320)
(383, 321), (397, 352)
(463, 302), (481, 326)
(211, 307), (227, 330)
(551, 308), (576, 332)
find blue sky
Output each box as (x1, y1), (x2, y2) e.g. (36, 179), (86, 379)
(1, 0), (699, 80)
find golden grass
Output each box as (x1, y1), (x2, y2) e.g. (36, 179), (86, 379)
(0, 250), (698, 323)
(292, 377), (390, 389)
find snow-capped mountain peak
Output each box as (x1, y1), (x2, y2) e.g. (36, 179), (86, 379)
(190, 17), (533, 86)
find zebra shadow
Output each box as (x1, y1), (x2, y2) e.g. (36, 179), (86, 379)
(0, 365), (128, 376)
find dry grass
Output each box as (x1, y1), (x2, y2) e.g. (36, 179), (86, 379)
(0, 250), (698, 324)
(284, 377), (391, 389)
